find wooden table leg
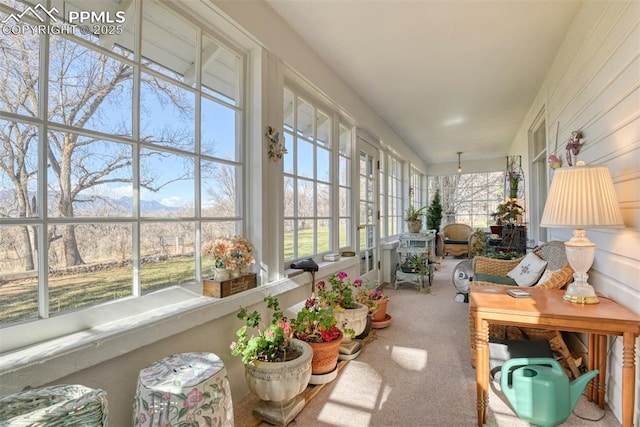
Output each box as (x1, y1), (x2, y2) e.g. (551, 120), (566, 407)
(587, 334), (595, 402)
(475, 316), (489, 426)
(621, 333), (636, 427)
(597, 335), (607, 409)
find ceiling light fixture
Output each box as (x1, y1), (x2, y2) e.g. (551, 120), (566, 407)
(457, 152), (462, 175)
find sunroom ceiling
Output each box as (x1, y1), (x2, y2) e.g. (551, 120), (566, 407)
(264, 0), (581, 166)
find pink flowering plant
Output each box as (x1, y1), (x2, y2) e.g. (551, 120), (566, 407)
(230, 295), (299, 365)
(203, 235), (254, 269)
(354, 280), (388, 314)
(317, 271), (358, 309)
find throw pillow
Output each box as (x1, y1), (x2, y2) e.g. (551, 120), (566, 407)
(536, 268), (559, 285)
(507, 252), (548, 287)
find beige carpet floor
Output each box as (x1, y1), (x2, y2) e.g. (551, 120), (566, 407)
(238, 257), (621, 427)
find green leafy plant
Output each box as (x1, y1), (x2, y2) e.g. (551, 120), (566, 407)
(426, 189), (443, 231)
(291, 296), (341, 343)
(491, 199), (523, 225)
(470, 228), (487, 257)
(406, 253), (430, 276)
(230, 295), (298, 365)
(405, 205), (427, 221)
(486, 251), (524, 260)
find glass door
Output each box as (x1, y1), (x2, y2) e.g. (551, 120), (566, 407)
(356, 136), (379, 283)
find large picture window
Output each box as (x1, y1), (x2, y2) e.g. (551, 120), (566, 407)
(283, 88), (333, 261)
(0, 0), (245, 325)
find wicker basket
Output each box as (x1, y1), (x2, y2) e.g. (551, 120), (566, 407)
(0, 384), (108, 426)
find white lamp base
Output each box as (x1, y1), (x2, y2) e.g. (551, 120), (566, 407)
(564, 229), (599, 304)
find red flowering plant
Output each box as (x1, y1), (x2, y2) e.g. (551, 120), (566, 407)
(230, 295), (299, 365)
(290, 296), (342, 343)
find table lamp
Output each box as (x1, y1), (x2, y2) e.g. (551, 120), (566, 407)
(540, 161), (624, 304)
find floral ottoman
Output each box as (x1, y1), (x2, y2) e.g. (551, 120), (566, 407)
(133, 352), (233, 426)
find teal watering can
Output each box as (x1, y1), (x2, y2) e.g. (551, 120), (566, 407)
(501, 357), (599, 427)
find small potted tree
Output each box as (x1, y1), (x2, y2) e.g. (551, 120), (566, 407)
(427, 189), (443, 254)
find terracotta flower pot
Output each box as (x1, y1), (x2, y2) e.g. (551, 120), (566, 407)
(306, 332), (343, 375)
(372, 298), (389, 322)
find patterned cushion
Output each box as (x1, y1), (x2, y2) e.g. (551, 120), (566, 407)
(507, 252), (548, 287)
(536, 268), (559, 285)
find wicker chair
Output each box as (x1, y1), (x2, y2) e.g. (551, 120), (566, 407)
(440, 223), (472, 257)
(0, 384), (108, 426)
(468, 240), (582, 378)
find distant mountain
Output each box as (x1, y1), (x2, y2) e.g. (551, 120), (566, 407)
(112, 197), (177, 212)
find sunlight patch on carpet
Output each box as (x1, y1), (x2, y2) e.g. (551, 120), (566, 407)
(389, 345), (427, 370)
(317, 402), (372, 425)
(328, 361), (381, 410)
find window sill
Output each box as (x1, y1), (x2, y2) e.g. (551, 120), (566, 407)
(0, 256), (358, 395)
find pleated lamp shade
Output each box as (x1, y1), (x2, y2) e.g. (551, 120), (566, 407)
(540, 162), (623, 229)
(540, 161), (623, 304)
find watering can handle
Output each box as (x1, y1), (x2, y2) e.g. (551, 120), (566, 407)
(501, 357), (563, 378)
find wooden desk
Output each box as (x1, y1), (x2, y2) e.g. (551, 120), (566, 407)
(470, 285), (640, 427)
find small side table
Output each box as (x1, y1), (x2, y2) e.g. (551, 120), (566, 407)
(133, 352), (233, 426)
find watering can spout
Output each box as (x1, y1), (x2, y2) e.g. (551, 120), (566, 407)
(570, 369), (599, 410)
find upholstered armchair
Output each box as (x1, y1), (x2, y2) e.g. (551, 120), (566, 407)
(440, 223), (472, 257)
(467, 240), (581, 378)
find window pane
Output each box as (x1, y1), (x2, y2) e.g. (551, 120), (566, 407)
(0, 120), (38, 218)
(296, 98), (313, 141)
(47, 131), (134, 218)
(339, 157), (349, 186)
(142, 0), (196, 83)
(201, 159), (238, 218)
(283, 133), (294, 174)
(297, 220), (313, 257)
(297, 140), (313, 179)
(47, 223), (133, 315)
(316, 110), (329, 147)
(284, 177), (294, 217)
(339, 219), (350, 248)
(317, 183), (330, 217)
(0, 225), (39, 324)
(283, 89), (294, 129)
(297, 179), (314, 217)
(283, 220), (294, 260)
(339, 124), (351, 156)
(201, 96), (238, 160)
(140, 148), (194, 217)
(140, 222), (195, 293)
(317, 219), (331, 253)
(0, 26), (39, 116)
(141, 73), (195, 151)
(48, 37), (133, 137)
(317, 147), (330, 183)
(201, 35), (241, 106)
(339, 188), (349, 216)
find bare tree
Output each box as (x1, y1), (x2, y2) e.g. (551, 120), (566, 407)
(1, 29), (193, 269)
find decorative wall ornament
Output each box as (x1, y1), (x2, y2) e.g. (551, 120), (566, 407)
(565, 131), (583, 166)
(265, 126), (287, 161)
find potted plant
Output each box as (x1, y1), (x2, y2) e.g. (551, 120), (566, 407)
(291, 296), (343, 375)
(317, 272), (368, 343)
(230, 295), (312, 425)
(491, 199), (523, 227)
(427, 190), (444, 254)
(353, 280), (389, 337)
(405, 205), (427, 233)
